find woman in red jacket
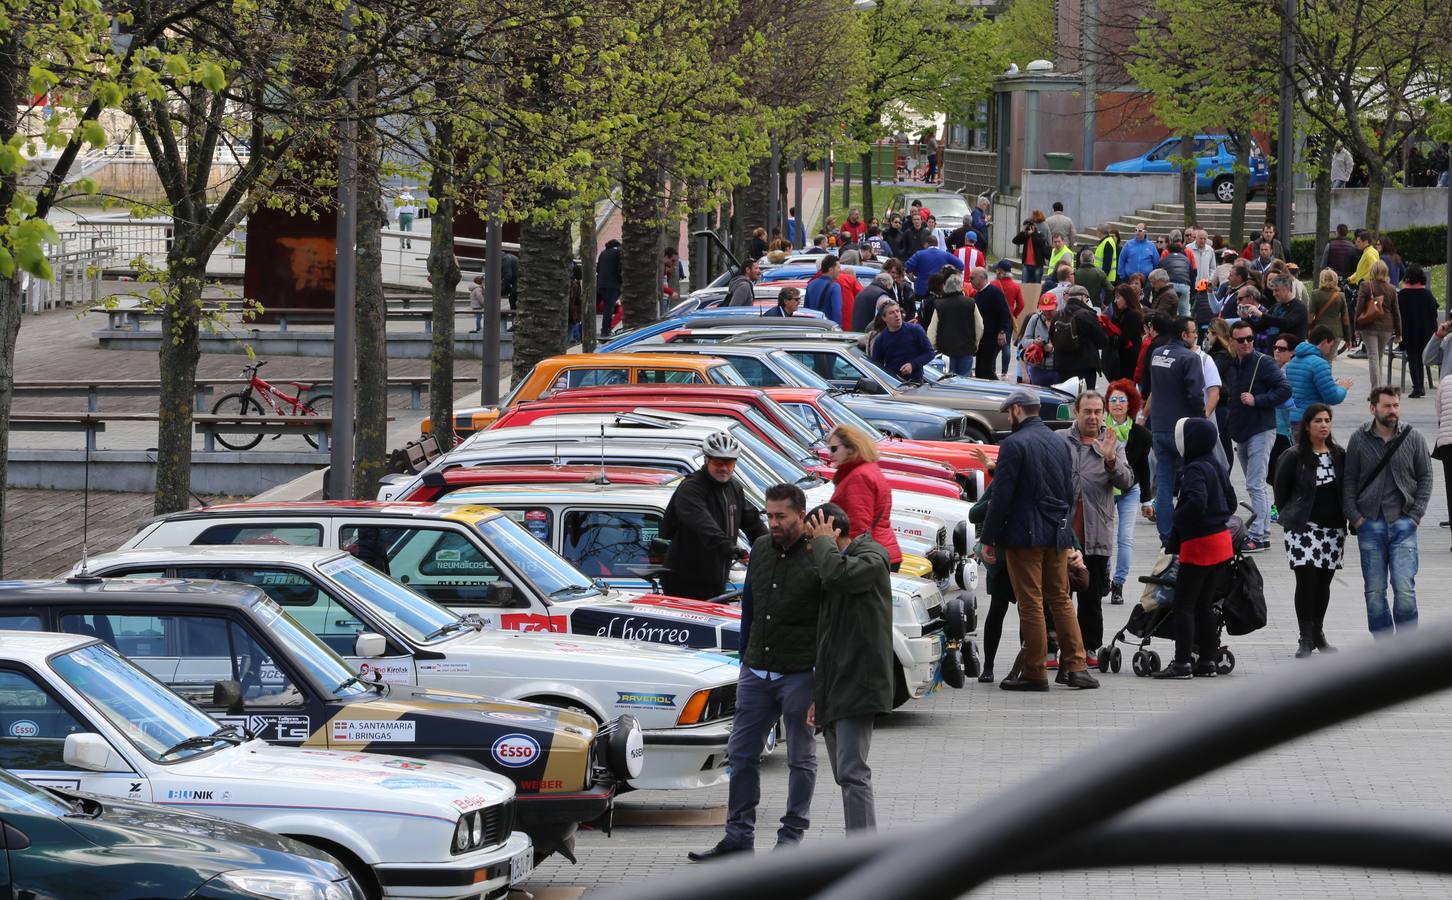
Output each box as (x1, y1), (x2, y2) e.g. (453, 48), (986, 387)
(826, 424), (903, 569)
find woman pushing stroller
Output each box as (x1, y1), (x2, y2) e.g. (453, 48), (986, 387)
(1155, 416), (1238, 680)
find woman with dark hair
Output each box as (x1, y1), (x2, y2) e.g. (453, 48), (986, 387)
(917, 267), (953, 332)
(1272, 402), (1346, 657)
(1012, 218), (1049, 284)
(1104, 379), (1153, 604)
(747, 227), (769, 261)
(881, 214), (904, 259)
(1398, 263), (1439, 397)
(1378, 236), (1404, 287)
(1110, 284), (1145, 382)
(1267, 335), (1297, 503)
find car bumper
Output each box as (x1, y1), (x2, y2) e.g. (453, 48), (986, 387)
(375, 829), (532, 899)
(633, 721), (733, 790)
(515, 782), (614, 856)
(900, 631), (944, 701)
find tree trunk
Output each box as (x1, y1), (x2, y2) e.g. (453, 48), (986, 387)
(1313, 139), (1333, 275)
(621, 167), (664, 329)
(841, 155), (851, 210)
(0, 275), (23, 574)
(860, 151), (874, 223)
(580, 210), (598, 353)
(733, 157), (772, 258)
(153, 267), (203, 514)
(352, 82), (387, 497)
(1263, 136), (1279, 234)
(512, 192), (571, 382)
(1365, 163), (1385, 235)
(427, 134), (461, 442)
(1230, 134), (1251, 248)
(1178, 134), (1197, 226)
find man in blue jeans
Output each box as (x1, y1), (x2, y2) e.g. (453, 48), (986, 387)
(689, 483), (821, 861)
(1140, 316), (1207, 546)
(1342, 386), (1433, 636)
(1225, 319), (1291, 550)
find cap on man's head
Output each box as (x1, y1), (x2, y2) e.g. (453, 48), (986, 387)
(999, 386), (1042, 412)
(965, 231), (977, 242)
(1037, 293), (1058, 312)
(994, 259), (1014, 272)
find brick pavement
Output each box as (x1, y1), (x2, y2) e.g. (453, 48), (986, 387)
(523, 345), (1452, 898)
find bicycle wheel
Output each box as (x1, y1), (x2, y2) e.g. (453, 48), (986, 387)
(210, 393), (266, 451)
(300, 393), (332, 449)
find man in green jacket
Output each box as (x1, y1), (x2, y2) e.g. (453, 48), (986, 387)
(805, 502), (893, 833)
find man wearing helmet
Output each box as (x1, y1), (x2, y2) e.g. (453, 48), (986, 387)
(659, 431), (768, 599)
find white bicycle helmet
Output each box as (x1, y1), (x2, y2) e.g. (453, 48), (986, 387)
(703, 431), (742, 460)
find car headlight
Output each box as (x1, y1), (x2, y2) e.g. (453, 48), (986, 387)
(213, 870), (360, 900)
(892, 589), (930, 627)
(455, 815), (471, 851)
(451, 801), (513, 855)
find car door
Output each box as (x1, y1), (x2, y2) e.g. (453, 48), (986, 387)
(1139, 139), (1177, 174)
(559, 507), (665, 591)
(0, 666), (149, 802)
(167, 565), (419, 685)
(785, 349), (875, 390)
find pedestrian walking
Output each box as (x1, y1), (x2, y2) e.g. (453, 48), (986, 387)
(1161, 229), (1194, 315)
(1104, 379), (1154, 604)
(1147, 268), (1179, 316)
(969, 268), (1010, 380)
(1094, 224), (1118, 283)
(1141, 316), (1208, 545)
(1045, 201), (1075, 245)
(1268, 335), (1298, 498)
(929, 273), (979, 377)
(1075, 248), (1110, 308)
(689, 484), (820, 861)
(853, 272), (895, 334)
(1248, 274), (1310, 347)
(804, 502), (892, 833)
(1012, 219), (1049, 284)
(596, 239), (624, 338)
(1108, 284), (1145, 382)
(1272, 402), (1347, 658)
(1342, 387), (1433, 637)
(1286, 325), (1354, 431)
(395, 188), (417, 248)
(825, 424), (902, 570)
(1354, 260), (1401, 385)
(1053, 286), (1107, 390)
(726, 258), (762, 307)
(967, 448), (1015, 683)
(979, 387), (1100, 691)
(1308, 268), (1351, 348)
(659, 433), (767, 600)
(1397, 264), (1439, 398)
(1154, 416), (1237, 679)
(804, 256), (845, 325)
(971, 197), (992, 251)
(1348, 230), (1381, 289)
(1225, 319), (1292, 550)
(870, 300), (934, 383)
(1018, 294), (1059, 386)
(995, 260), (1025, 375)
(1061, 390), (1133, 660)
(1378, 237), (1404, 287)
(468, 275), (486, 333)
(1322, 224), (1359, 279)
(1118, 223), (1159, 284)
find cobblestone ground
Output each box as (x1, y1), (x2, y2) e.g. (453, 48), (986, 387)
(522, 347), (1452, 898)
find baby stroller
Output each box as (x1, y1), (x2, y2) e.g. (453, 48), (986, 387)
(1097, 517), (1267, 676)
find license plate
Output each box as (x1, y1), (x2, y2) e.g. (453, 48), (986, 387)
(510, 846), (534, 885)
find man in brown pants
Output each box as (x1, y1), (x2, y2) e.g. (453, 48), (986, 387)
(978, 387), (1099, 691)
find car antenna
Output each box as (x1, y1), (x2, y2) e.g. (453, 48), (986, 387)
(69, 440), (102, 584)
(595, 423), (611, 486)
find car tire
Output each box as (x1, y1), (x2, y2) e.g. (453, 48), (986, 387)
(943, 597), (967, 641)
(892, 664), (911, 708)
(1213, 176), (1235, 203)
(941, 648), (966, 689)
(292, 837), (382, 900)
(962, 421), (993, 444)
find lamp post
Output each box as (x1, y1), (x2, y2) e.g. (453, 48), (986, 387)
(327, 4), (357, 499)
(1275, 0), (1295, 242)
(480, 121), (501, 405)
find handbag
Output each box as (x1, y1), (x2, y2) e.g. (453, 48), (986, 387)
(1356, 284), (1386, 327)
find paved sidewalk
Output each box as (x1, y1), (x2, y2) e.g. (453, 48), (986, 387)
(523, 345), (1452, 897)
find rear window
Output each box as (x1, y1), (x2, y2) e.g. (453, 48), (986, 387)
(194, 524), (322, 546)
(636, 369), (703, 384)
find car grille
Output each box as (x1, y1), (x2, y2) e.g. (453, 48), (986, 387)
(943, 417), (963, 439)
(479, 799), (514, 848)
(703, 684), (737, 722)
(924, 603), (945, 635)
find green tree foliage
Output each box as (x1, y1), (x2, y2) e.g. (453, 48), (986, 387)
(994, 0), (1054, 70)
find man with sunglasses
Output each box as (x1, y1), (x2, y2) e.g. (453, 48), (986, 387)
(1225, 320), (1292, 551)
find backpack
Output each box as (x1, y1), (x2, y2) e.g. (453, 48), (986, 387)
(1050, 312), (1080, 355)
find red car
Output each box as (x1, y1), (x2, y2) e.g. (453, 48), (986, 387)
(492, 395), (966, 500)
(398, 464), (682, 503)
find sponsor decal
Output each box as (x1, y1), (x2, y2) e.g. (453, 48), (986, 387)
(491, 733), (541, 768)
(487, 712), (545, 723)
(523, 509), (551, 541)
(166, 789), (216, 801)
(332, 720), (417, 743)
(9, 719), (38, 737)
(571, 608), (718, 648)
(218, 714), (311, 742)
(30, 778), (81, 792)
(127, 781), (143, 797)
(615, 691), (676, 709)
(418, 661), (471, 674)
(378, 776), (460, 791)
(356, 661), (413, 682)
(518, 779), (564, 791)
(500, 612), (570, 633)
(593, 615), (694, 645)
(259, 663), (285, 684)
(452, 794), (493, 813)
(383, 759), (427, 770)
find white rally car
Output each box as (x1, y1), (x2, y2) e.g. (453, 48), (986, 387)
(79, 547), (741, 791)
(0, 630), (531, 899)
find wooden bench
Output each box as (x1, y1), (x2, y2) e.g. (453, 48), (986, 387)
(89, 302), (228, 332)
(14, 376), (472, 413)
(10, 412), (160, 451)
(193, 413), (333, 452)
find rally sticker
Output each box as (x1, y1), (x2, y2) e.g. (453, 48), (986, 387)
(615, 691), (676, 709)
(332, 720), (417, 743)
(383, 759), (427, 771)
(419, 661), (471, 674)
(452, 794), (492, 813)
(491, 734), (541, 768)
(9, 720), (38, 737)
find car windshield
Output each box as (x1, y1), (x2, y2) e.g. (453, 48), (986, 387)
(728, 423), (819, 486)
(249, 595), (375, 699)
(51, 642), (232, 763)
(846, 348), (906, 389)
(816, 391), (886, 435)
(915, 194), (969, 220)
(709, 364), (749, 386)
(770, 351), (834, 390)
(318, 555), (462, 645)
(0, 769), (75, 817)
(740, 407), (818, 463)
(475, 514), (603, 599)
(758, 395), (825, 447)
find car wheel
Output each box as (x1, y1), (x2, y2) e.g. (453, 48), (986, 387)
(961, 421), (993, 444)
(892, 664), (912, 708)
(941, 649), (966, 689)
(1213, 176), (1235, 203)
(943, 597), (967, 641)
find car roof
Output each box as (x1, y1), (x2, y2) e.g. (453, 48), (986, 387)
(548, 385), (771, 404)
(437, 445), (701, 470)
(428, 464), (680, 487)
(469, 417), (727, 442)
(0, 630), (93, 658)
(0, 577), (267, 608)
(441, 484), (677, 504)
(165, 501), (506, 521)
(635, 344), (783, 359)
(86, 546), (350, 568)
(538, 351), (732, 367)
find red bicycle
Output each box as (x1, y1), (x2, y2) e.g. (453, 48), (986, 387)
(210, 359), (332, 450)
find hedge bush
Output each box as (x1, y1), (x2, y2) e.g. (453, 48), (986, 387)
(1289, 224), (1447, 272)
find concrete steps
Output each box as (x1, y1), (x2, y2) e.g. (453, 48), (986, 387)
(1072, 201), (1270, 248)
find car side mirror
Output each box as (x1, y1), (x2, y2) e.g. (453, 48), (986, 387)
(212, 679), (243, 713)
(852, 377), (886, 395)
(486, 582), (516, 608)
(354, 632), (387, 658)
(63, 733), (126, 772)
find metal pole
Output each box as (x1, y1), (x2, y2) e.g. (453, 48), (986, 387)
(1081, 0), (1098, 171)
(793, 156), (804, 246)
(327, 4), (357, 499)
(767, 137), (780, 245)
(693, 208), (709, 288)
(481, 127), (501, 405)
(1276, 0), (1295, 241)
(1446, 178), (1452, 317)
(823, 146), (832, 231)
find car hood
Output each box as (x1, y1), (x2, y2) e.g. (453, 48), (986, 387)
(69, 790), (344, 878)
(440, 625), (741, 679)
(570, 592), (742, 643)
(171, 740), (512, 819)
(351, 683), (597, 741)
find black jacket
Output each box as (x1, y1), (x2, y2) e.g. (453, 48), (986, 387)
(1119, 420), (1155, 501)
(811, 535), (894, 722)
(660, 469), (766, 599)
(1169, 417), (1237, 550)
(742, 533), (822, 674)
(1273, 443), (1347, 533)
(1254, 298), (1309, 343)
(981, 416), (1075, 550)
(854, 283), (891, 332)
(932, 291), (978, 357)
(596, 242), (623, 291)
(974, 282), (1012, 338)
(1054, 297), (1108, 377)
(1012, 228), (1050, 268)
(1322, 238), (1358, 278)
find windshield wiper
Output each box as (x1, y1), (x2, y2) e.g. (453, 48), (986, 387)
(333, 673), (384, 694)
(423, 619), (472, 641)
(159, 725), (245, 759)
(549, 584), (596, 599)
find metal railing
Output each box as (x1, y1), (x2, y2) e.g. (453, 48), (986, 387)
(601, 621), (1452, 899)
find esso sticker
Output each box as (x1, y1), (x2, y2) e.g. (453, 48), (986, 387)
(9, 720), (38, 738)
(491, 734), (541, 768)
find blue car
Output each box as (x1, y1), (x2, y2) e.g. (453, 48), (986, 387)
(1105, 134), (1267, 203)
